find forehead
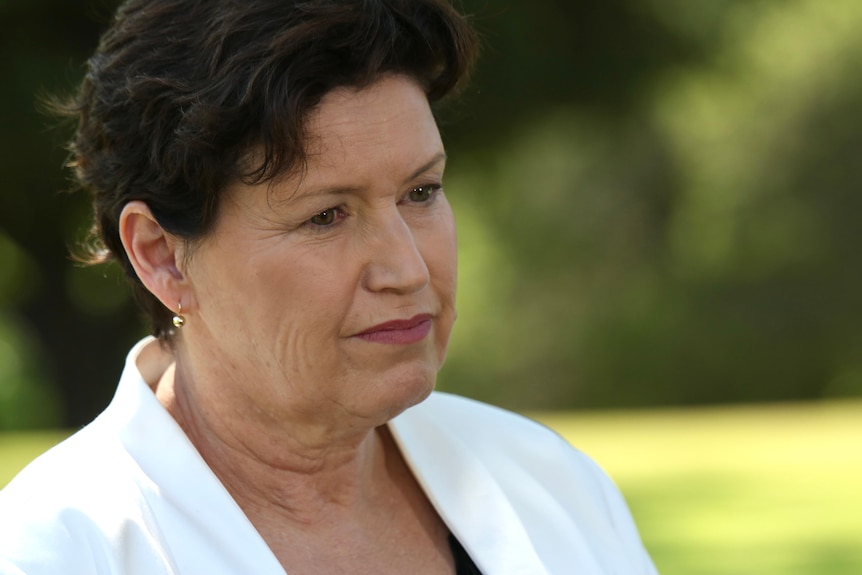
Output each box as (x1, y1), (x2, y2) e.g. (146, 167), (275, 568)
(301, 75), (443, 170)
(227, 75), (445, 208)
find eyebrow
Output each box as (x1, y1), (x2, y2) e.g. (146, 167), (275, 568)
(405, 151), (447, 183)
(284, 151), (449, 203)
(287, 152), (447, 202)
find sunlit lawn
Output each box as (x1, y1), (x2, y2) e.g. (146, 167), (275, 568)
(2, 401), (860, 574)
(535, 401), (862, 575)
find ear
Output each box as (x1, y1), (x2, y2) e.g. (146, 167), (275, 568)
(119, 201), (191, 313)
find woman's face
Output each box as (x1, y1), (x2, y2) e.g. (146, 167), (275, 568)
(181, 75), (457, 427)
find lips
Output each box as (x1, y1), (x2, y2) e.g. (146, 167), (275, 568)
(355, 313), (433, 345)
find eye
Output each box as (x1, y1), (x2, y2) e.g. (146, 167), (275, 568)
(309, 208), (340, 227)
(407, 184), (441, 203)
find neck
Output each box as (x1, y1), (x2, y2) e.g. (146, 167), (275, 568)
(149, 341), (454, 574)
(155, 356), (394, 526)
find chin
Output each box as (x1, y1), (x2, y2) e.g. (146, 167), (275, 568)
(373, 363), (438, 420)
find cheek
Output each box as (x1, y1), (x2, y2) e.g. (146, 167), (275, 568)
(252, 250), (356, 335)
(436, 210), (459, 297)
(424, 212), (458, 338)
(438, 239), (458, 302)
(193, 243), (351, 343)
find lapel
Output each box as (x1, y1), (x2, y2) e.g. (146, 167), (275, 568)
(112, 340), (287, 575)
(389, 404), (552, 575)
(111, 341), (628, 575)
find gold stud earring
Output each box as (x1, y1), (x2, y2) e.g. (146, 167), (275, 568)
(172, 302), (185, 328)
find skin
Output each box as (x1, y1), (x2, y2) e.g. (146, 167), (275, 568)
(119, 75), (459, 574)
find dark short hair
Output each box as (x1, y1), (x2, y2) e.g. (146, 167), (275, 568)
(61, 0), (478, 338)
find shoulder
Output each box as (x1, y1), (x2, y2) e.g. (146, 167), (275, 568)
(2, 422), (120, 517)
(402, 392), (656, 570)
(403, 392), (620, 508)
(0, 423), (168, 574)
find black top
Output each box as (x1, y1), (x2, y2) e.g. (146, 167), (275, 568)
(448, 534), (483, 575)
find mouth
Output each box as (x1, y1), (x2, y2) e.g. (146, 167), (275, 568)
(355, 313), (433, 345)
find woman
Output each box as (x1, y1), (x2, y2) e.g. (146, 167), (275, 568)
(0, 1), (657, 573)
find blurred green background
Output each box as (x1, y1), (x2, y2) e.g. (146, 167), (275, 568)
(2, 1), (862, 573)
(2, 0), (861, 427)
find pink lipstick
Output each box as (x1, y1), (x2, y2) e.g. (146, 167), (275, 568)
(355, 314), (432, 345)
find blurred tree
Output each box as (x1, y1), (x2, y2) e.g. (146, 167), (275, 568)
(442, 0), (862, 409)
(0, 0), (142, 428)
(0, 0), (859, 426)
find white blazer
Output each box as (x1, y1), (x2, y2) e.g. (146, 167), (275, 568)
(0, 338), (657, 574)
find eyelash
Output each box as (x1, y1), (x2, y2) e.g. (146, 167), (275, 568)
(305, 184), (442, 229)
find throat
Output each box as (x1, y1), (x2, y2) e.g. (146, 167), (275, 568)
(143, 347), (455, 573)
(244, 427), (456, 574)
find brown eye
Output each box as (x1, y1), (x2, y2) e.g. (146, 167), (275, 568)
(310, 209), (337, 226)
(408, 185), (438, 203)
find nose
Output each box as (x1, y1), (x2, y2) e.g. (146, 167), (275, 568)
(361, 209), (430, 295)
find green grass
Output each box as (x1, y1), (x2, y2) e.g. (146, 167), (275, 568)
(2, 401), (861, 574)
(534, 400), (862, 575)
